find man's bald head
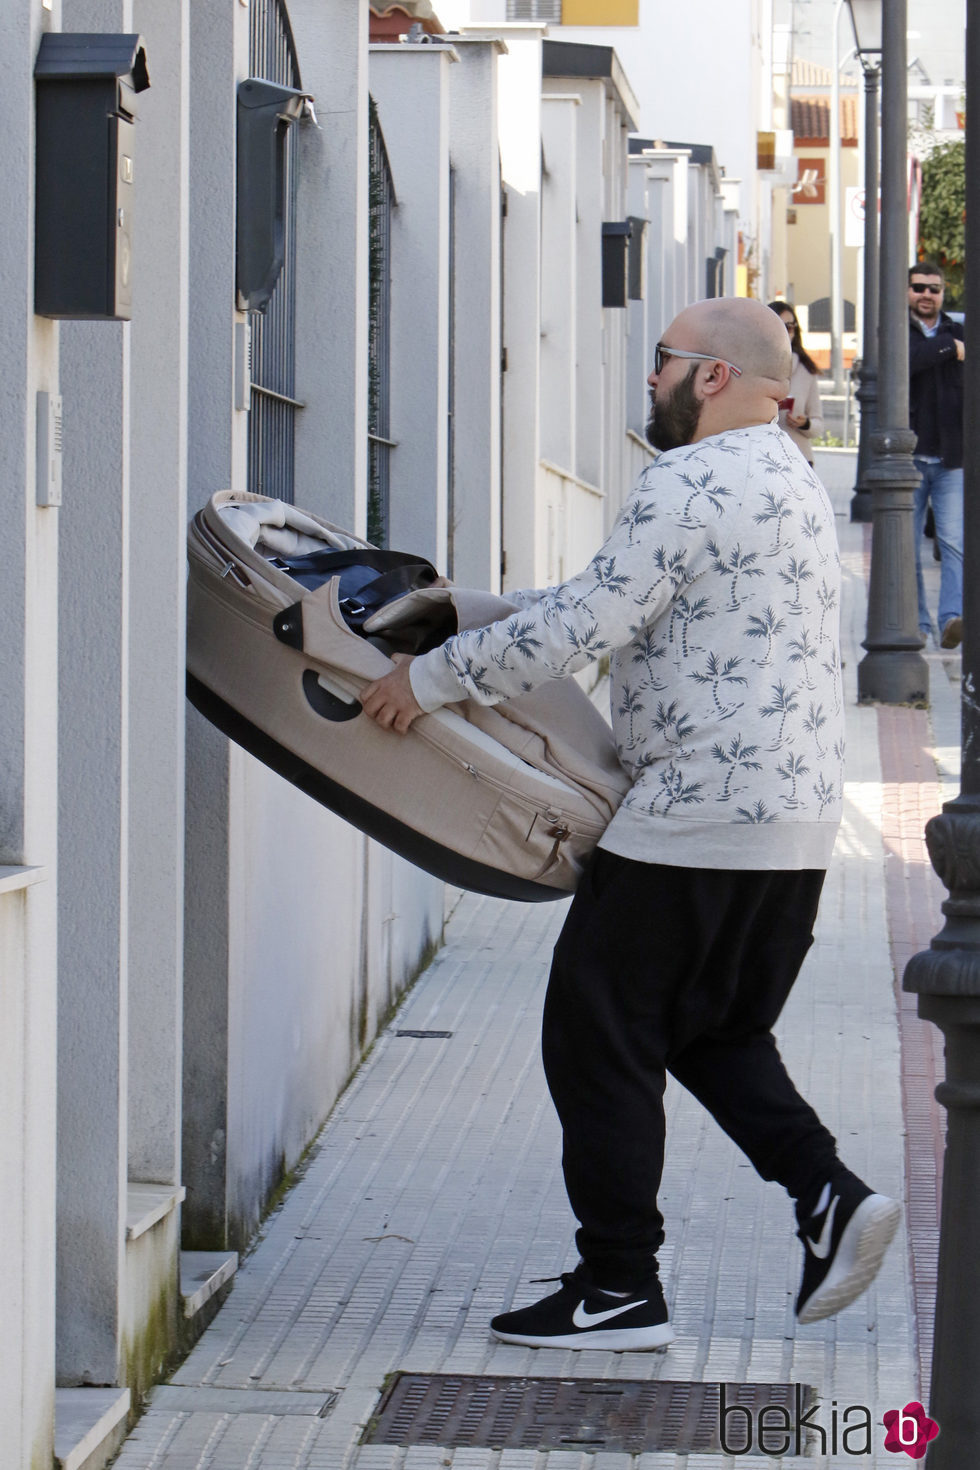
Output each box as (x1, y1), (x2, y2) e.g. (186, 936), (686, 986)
(669, 298), (792, 386)
(649, 297), (793, 444)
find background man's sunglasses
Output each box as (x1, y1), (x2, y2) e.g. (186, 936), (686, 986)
(654, 343), (742, 376)
(909, 283), (943, 294)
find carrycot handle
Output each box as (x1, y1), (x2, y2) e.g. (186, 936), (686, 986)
(302, 670), (362, 723)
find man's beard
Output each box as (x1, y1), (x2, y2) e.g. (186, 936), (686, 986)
(911, 295), (941, 322)
(645, 364), (703, 451)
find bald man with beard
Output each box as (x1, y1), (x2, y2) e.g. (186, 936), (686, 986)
(361, 297), (899, 1350)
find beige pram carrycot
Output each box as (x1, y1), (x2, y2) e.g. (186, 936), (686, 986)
(186, 490), (628, 901)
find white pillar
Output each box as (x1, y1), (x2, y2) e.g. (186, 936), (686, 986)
(291, 0), (369, 535)
(445, 34), (505, 592)
(127, 0), (189, 1192)
(569, 81), (604, 494)
(370, 43), (455, 569)
(643, 149), (691, 322)
(182, 0), (249, 1251)
(464, 22), (544, 592)
(627, 157), (659, 437)
(57, 317), (130, 1385)
(540, 95), (580, 474)
(600, 86), (631, 528)
(0, 2), (60, 1456)
(55, 0), (134, 1379)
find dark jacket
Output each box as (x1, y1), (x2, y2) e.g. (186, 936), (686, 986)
(908, 311), (964, 468)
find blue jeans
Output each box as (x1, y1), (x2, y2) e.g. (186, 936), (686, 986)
(913, 457), (963, 635)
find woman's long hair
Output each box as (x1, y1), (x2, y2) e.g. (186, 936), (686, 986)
(767, 300), (820, 377)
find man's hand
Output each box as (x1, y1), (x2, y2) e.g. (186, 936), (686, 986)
(955, 339), (965, 362)
(360, 654), (422, 734)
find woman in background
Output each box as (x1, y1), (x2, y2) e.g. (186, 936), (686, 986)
(768, 301), (824, 465)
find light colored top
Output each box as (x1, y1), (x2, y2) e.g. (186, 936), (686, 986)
(410, 422), (844, 871)
(777, 354), (824, 463)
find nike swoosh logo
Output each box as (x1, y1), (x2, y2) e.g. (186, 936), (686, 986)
(807, 1194), (839, 1259)
(572, 1298), (645, 1329)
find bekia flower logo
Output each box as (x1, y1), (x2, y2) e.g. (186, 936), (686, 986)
(883, 1401), (939, 1458)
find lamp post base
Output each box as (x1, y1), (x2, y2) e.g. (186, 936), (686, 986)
(904, 799), (980, 1467)
(857, 425), (928, 704)
(857, 646), (928, 704)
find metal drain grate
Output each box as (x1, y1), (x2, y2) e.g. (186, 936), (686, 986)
(364, 1374), (815, 1455)
(395, 1029), (454, 1038)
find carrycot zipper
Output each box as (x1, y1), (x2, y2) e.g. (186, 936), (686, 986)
(417, 728), (604, 839)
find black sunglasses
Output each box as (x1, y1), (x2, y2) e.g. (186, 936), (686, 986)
(653, 342), (742, 377)
(909, 283), (943, 294)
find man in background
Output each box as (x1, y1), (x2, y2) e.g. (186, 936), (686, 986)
(908, 261), (965, 649)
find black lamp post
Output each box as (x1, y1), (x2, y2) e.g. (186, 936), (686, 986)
(854, 0), (928, 704)
(903, 1), (980, 1462)
(847, 0), (881, 524)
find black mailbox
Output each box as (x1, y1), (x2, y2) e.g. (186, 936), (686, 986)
(236, 79), (310, 313)
(34, 33), (150, 320)
(706, 245), (728, 299)
(601, 221), (631, 309)
(627, 215), (647, 302)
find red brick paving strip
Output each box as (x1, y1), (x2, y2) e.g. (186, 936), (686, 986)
(876, 704), (948, 1397)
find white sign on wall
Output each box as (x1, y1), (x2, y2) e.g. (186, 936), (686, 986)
(845, 187), (882, 248)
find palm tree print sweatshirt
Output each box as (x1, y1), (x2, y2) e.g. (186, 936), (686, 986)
(409, 422), (844, 870)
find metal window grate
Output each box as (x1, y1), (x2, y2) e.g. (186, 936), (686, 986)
(364, 1374), (817, 1455)
(368, 98), (395, 547)
(507, 0), (562, 18)
(247, 0), (302, 503)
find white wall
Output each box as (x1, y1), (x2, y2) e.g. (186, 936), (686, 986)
(2, 0), (454, 1455)
(445, 0), (762, 235)
(291, 0), (445, 1119)
(55, 0), (191, 1397)
(541, 67), (633, 529)
(183, 0), (446, 1252)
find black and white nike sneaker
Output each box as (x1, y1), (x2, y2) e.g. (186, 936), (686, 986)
(490, 1265), (674, 1351)
(795, 1173), (901, 1324)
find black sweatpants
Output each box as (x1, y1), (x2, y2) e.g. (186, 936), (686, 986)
(541, 848), (841, 1289)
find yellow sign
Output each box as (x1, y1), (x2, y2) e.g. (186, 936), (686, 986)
(561, 0), (639, 24)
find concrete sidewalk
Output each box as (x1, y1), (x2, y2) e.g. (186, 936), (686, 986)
(114, 450), (954, 1469)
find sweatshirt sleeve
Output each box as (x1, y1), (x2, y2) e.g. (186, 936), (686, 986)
(501, 585), (556, 610)
(909, 327), (961, 377)
(408, 447), (748, 714)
